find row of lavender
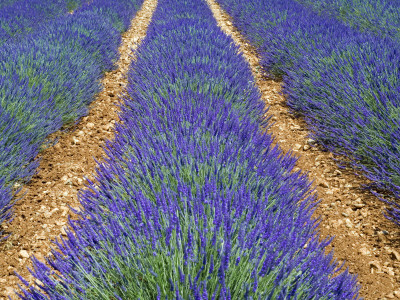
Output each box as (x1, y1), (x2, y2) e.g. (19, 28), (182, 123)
(216, 0), (400, 224)
(0, 0), (84, 45)
(16, 0), (360, 298)
(0, 0), (143, 237)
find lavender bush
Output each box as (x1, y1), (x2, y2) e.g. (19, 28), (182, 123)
(217, 0), (400, 224)
(0, 0), (71, 45)
(295, 0), (400, 39)
(78, 0), (143, 33)
(0, 0), (17, 9)
(16, 0), (360, 298)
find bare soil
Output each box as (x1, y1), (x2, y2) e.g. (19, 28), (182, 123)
(207, 0), (400, 299)
(0, 0), (157, 298)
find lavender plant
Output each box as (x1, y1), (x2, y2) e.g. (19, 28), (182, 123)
(66, 0), (83, 12)
(77, 0), (143, 33)
(295, 0), (400, 40)
(0, 0), (70, 45)
(0, 0), (18, 9)
(16, 0), (360, 298)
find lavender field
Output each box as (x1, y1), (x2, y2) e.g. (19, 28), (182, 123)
(2, 0), (400, 298)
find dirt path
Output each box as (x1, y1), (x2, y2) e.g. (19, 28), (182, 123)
(0, 0), (157, 298)
(207, 0), (400, 299)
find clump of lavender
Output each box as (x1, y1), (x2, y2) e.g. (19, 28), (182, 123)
(0, 0), (69, 45)
(296, 0), (400, 39)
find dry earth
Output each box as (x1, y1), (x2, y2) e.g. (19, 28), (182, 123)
(207, 0), (400, 299)
(0, 0), (157, 297)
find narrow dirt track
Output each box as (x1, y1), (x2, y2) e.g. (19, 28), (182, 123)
(0, 0), (157, 297)
(207, 1), (400, 299)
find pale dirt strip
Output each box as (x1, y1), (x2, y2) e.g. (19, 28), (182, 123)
(207, 0), (400, 299)
(0, 0), (158, 298)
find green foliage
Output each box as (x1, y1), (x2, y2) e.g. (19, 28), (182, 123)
(66, 0), (80, 12)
